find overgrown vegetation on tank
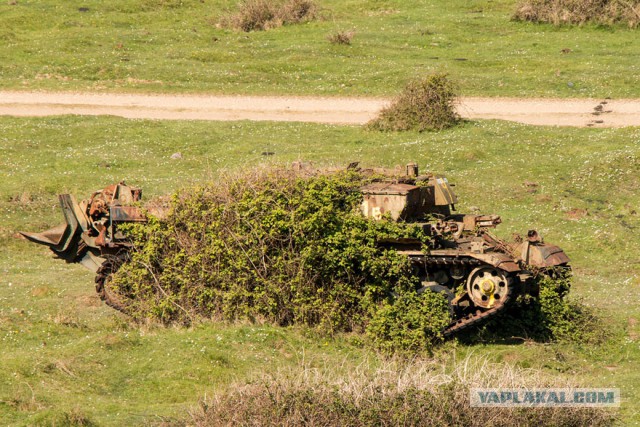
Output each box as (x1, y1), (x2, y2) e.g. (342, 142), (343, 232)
(112, 167), (599, 352)
(366, 73), (460, 132)
(113, 169), (451, 352)
(513, 0), (640, 28)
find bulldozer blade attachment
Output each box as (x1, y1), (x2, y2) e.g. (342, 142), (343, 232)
(20, 194), (89, 263)
(55, 194), (88, 254)
(19, 224), (67, 247)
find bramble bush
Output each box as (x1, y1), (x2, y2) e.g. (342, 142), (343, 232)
(112, 168), (598, 351)
(536, 272), (603, 342)
(113, 169), (450, 351)
(366, 291), (450, 354)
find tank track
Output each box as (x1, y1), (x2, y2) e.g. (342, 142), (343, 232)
(95, 254), (130, 314)
(409, 254), (516, 337)
(424, 257), (482, 268)
(93, 252), (516, 335)
(443, 296), (511, 337)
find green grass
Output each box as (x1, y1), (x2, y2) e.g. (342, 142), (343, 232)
(0, 0), (638, 97)
(1, 116), (639, 424)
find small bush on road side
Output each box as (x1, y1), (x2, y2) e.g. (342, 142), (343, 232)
(367, 73), (460, 132)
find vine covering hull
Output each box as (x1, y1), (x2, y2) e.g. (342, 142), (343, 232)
(21, 163), (570, 335)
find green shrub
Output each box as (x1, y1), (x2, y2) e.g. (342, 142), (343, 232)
(537, 273), (603, 342)
(366, 73), (460, 132)
(513, 0), (640, 28)
(367, 291), (450, 353)
(112, 169), (449, 350)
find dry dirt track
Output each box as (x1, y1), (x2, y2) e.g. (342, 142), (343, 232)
(1, 91), (640, 127)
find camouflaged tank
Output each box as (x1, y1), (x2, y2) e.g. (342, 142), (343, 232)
(21, 164), (570, 335)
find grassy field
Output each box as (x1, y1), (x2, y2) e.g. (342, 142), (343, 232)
(1, 115), (638, 424)
(0, 0), (638, 97)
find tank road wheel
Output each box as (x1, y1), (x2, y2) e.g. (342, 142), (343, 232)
(95, 254), (130, 314)
(466, 266), (511, 309)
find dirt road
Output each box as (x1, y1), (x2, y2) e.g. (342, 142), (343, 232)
(1, 91), (639, 127)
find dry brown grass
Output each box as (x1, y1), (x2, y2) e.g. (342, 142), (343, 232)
(367, 73), (460, 132)
(219, 0), (319, 32)
(327, 29), (355, 45)
(187, 355), (616, 426)
(513, 0), (640, 28)
(52, 310), (82, 328)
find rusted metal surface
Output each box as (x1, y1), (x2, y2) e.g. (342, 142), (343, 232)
(360, 174), (458, 221)
(361, 183), (422, 221)
(431, 175), (458, 206)
(361, 162), (571, 336)
(519, 242), (571, 268)
(20, 181), (147, 273)
(20, 223), (67, 247)
(466, 253), (521, 272)
(110, 206), (147, 222)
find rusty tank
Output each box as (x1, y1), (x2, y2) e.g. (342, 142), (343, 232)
(359, 162), (570, 335)
(21, 164), (570, 336)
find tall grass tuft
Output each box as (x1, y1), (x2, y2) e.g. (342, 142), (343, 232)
(513, 0), (640, 28)
(219, 0), (319, 32)
(188, 355), (617, 426)
(327, 29), (355, 45)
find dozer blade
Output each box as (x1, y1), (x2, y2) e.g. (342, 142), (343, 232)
(19, 194), (89, 263)
(20, 224), (68, 246)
